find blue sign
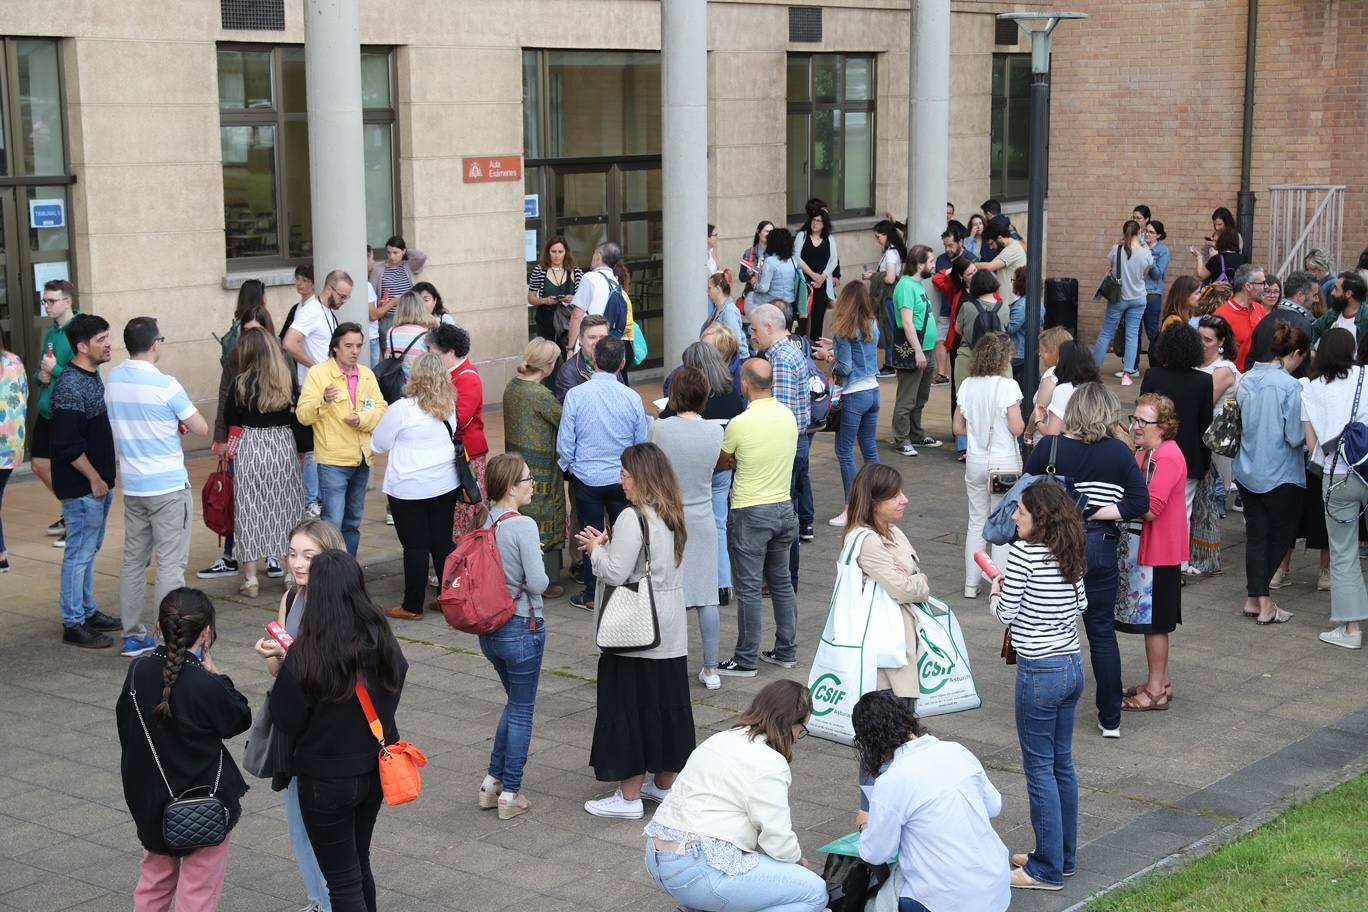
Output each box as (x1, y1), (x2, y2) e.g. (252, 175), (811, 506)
(29, 199), (65, 229)
(524, 194), (539, 219)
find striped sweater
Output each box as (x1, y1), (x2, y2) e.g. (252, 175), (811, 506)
(991, 540), (1087, 659)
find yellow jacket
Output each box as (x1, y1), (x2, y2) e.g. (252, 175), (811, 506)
(296, 360), (387, 466)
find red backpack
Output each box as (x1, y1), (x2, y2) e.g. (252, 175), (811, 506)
(201, 458), (234, 539)
(438, 513), (520, 634)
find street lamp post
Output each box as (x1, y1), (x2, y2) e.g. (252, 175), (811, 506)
(998, 12), (1086, 408)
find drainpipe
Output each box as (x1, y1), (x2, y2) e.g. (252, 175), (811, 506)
(1236, 0), (1258, 258)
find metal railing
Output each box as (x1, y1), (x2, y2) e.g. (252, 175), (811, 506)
(1268, 184), (1344, 279)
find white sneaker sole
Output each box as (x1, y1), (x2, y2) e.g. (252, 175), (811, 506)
(583, 801), (643, 819)
(1319, 632), (1362, 649)
(1098, 723), (1121, 739)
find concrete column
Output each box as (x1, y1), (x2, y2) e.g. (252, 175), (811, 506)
(661, 0), (708, 369)
(304, 0), (370, 347)
(906, 0), (951, 248)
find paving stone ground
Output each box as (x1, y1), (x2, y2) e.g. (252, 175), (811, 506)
(1, 373), (1365, 912)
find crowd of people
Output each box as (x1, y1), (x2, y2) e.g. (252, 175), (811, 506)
(1, 192), (1366, 912)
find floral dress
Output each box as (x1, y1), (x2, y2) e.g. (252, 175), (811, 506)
(0, 351), (28, 470)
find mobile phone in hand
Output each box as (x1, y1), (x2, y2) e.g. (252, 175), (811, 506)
(266, 621), (294, 651)
(974, 551), (1001, 580)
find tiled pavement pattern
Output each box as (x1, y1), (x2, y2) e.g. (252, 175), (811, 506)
(1, 376), (1365, 912)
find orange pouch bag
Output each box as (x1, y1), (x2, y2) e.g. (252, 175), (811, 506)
(356, 682), (428, 806)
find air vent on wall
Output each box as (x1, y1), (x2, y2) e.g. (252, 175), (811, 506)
(222, 0), (285, 31)
(995, 18), (1020, 46)
(789, 7), (823, 43)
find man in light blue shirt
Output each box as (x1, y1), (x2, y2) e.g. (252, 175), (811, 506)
(105, 317), (208, 656)
(558, 335), (647, 611)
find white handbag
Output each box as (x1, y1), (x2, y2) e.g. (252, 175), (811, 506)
(594, 510), (661, 653)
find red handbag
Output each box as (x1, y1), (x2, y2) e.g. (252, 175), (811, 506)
(356, 682), (427, 806)
(201, 458), (234, 539)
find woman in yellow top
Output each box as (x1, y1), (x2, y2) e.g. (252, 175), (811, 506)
(295, 321), (387, 556)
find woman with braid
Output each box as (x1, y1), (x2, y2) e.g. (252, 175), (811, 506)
(116, 588), (251, 912)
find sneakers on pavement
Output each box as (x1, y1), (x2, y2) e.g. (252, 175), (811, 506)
(1120, 373), (1134, 387)
(0, 557), (9, 573)
(827, 512), (847, 528)
(305, 503), (323, 519)
(1268, 567), (1289, 589)
(120, 634), (158, 658)
(800, 525), (815, 542)
(640, 778), (672, 803)
(876, 366), (896, 379)
(1010, 867), (1064, 891)
(385, 512), (394, 526)
(898, 442), (918, 457)
(1318, 568), (1331, 591)
(569, 592), (594, 612)
(85, 610), (121, 631)
(584, 789), (643, 819)
(46, 516), (65, 536)
(1319, 625), (1362, 649)
(698, 667), (721, 690)
(52, 532), (66, 548)
(716, 659), (758, 677)
(265, 557), (285, 579)
(197, 558), (239, 579)
(64, 624), (113, 649)
(760, 650), (797, 669)
(915, 436), (942, 448)
(1098, 722), (1121, 739)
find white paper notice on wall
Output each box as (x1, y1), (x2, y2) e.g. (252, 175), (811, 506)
(29, 199), (65, 229)
(525, 229), (538, 265)
(33, 261), (70, 313)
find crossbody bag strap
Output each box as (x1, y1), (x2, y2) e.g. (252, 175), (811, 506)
(1330, 369), (1366, 480)
(634, 507), (652, 572)
(355, 681), (387, 748)
(1046, 433), (1060, 476)
(129, 657), (224, 799)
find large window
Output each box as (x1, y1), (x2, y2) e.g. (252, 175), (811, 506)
(990, 53), (1034, 202)
(217, 45), (396, 267)
(786, 54), (875, 222)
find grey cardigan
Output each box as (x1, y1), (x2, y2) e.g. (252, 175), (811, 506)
(590, 505), (687, 659)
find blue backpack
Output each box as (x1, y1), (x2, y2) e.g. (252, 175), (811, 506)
(984, 436), (1091, 544)
(602, 275), (629, 339)
(1328, 369), (1368, 494)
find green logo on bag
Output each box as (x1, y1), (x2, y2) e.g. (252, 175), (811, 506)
(810, 673), (847, 716)
(918, 639), (956, 694)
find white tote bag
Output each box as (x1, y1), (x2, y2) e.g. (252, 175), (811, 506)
(807, 531), (884, 745)
(912, 597), (982, 717)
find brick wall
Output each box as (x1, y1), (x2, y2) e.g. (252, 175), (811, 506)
(1045, 0), (1367, 343)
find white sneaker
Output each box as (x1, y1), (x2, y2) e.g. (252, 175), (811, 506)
(1120, 373), (1134, 387)
(898, 442), (918, 457)
(1319, 625), (1362, 649)
(1268, 567), (1290, 589)
(963, 585), (979, 599)
(698, 668), (721, 690)
(1318, 569), (1331, 591)
(1113, 371), (1126, 379)
(1098, 722), (1121, 739)
(584, 789), (643, 819)
(385, 512), (394, 526)
(828, 511), (847, 527)
(640, 778), (672, 803)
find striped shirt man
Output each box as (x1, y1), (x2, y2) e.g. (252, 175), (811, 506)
(105, 360), (197, 497)
(991, 541), (1088, 659)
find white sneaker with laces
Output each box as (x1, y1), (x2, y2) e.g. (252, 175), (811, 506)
(828, 511), (847, 527)
(1098, 722), (1121, 739)
(698, 668), (721, 690)
(1319, 625), (1362, 649)
(898, 442), (918, 457)
(640, 778), (672, 803)
(584, 789), (644, 819)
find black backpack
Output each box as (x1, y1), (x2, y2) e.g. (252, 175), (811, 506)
(968, 299), (1005, 345)
(376, 330), (421, 404)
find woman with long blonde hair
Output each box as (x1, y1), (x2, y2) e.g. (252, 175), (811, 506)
(576, 442), (695, 820)
(383, 290), (437, 378)
(224, 328), (307, 597)
(816, 281), (881, 523)
(702, 322), (743, 394)
(371, 351), (460, 620)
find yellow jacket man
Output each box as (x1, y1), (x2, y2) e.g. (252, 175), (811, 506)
(296, 321), (386, 554)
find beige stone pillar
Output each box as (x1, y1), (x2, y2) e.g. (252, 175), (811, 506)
(907, 0), (951, 248)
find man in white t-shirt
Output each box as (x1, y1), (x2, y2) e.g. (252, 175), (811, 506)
(283, 270), (352, 386)
(567, 241), (622, 353)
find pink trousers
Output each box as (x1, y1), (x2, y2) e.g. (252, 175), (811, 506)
(134, 835), (232, 912)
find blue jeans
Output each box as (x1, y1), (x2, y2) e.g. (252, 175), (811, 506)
(835, 388), (881, 496)
(1092, 296), (1147, 374)
(60, 492), (115, 628)
(711, 469), (733, 590)
(572, 480), (629, 602)
(317, 463), (369, 556)
(1083, 523), (1123, 730)
(479, 615), (546, 794)
(644, 840), (828, 912)
(1014, 653), (1084, 886)
(1143, 293), (1163, 355)
(302, 451), (321, 507)
(286, 778), (332, 912)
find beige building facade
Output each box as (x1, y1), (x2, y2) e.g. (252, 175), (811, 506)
(0, 1), (1041, 417)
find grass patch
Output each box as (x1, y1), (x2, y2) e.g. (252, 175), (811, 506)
(1086, 772), (1368, 912)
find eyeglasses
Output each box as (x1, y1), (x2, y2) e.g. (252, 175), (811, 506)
(1128, 414), (1160, 427)
(41, 296), (68, 305)
(518, 475), (534, 485)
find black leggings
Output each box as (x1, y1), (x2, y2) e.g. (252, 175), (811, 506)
(298, 771), (383, 912)
(1238, 481), (1303, 597)
(388, 489), (460, 613)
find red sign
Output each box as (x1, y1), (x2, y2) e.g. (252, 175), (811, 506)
(462, 156), (523, 183)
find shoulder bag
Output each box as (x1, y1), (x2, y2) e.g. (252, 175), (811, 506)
(1094, 246), (1122, 304)
(129, 661), (230, 851)
(442, 418), (483, 505)
(594, 510), (662, 653)
(1203, 392), (1242, 457)
(356, 681), (428, 806)
(985, 378), (1023, 494)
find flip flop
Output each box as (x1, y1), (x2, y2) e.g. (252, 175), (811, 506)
(1256, 608), (1295, 626)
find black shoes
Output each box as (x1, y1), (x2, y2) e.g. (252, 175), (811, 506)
(63, 624), (114, 649)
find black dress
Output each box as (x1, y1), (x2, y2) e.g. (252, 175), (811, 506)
(1139, 367), (1214, 480)
(800, 234), (834, 341)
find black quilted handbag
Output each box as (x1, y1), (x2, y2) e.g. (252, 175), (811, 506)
(130, 668), (230, 851)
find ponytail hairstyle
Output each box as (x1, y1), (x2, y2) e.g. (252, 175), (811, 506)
(154, 588), (217, 722)
(1120, 219), (1141, 258)
(708, 269), (733, 297)
(1271, 320), (1311, 361)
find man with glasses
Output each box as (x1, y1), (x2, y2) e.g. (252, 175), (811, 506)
(105, 317), (208, 656)
(32, 279), (81, 547)
(1214, 264), (1268, 370)
(283, 269), (352, 517)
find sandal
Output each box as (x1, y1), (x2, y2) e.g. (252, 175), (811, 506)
(1256, 608), (1294, 625)
(1122, 688), (1169, 712)
(1124, 683), (1175, 702)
